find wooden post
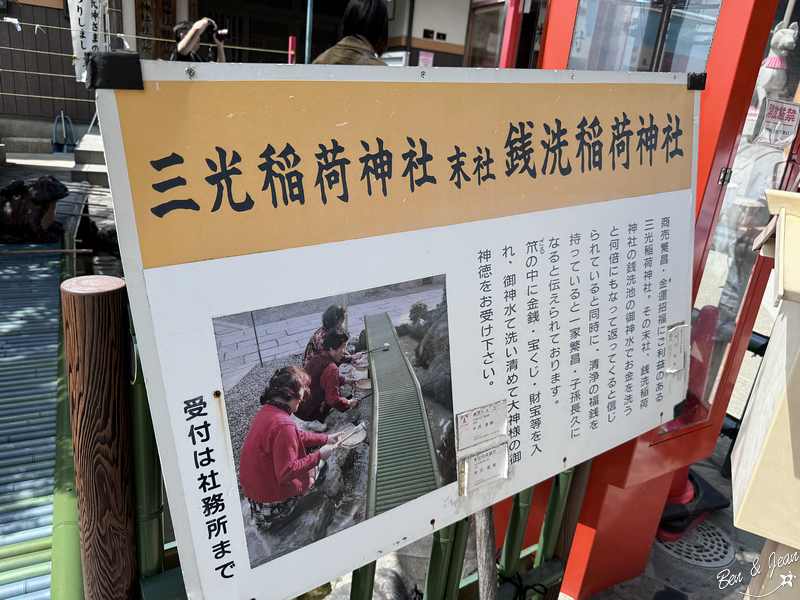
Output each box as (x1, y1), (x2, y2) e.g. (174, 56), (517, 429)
(474, 506), (498, 600)
(61, 275), (137, 600)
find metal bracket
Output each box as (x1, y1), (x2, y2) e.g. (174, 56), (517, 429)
(85, 51), (144, 90)
(687, 72), (707, 91)
(718, 167), (733, 186)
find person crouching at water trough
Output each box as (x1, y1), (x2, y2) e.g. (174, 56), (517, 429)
(301, 304), (362, 369)
(239, 366), (341, 531)
(296, 328), (360, 433)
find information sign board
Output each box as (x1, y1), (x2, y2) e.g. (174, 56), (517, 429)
(97, 63), (697, 600)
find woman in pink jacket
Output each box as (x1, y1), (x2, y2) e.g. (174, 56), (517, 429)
(239, 366), (340, 531)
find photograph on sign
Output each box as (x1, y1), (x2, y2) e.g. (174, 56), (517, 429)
(213, 277), (456, 568)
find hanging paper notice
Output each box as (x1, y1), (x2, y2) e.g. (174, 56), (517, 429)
(66, 0), (107, 81)
(749, 98), (800, 148)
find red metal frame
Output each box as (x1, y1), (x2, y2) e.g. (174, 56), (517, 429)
(499, 0), (525, 68)
(536, 0), (579, 69)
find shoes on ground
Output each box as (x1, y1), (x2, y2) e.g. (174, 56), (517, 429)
(307, 420), (328, 432)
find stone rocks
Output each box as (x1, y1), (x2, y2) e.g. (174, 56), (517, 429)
(437, 420), (457, 484)
(323, 450), (347, 501)
(0, 176), (68, 243)
(341, 443), (370, 516)
(372, 568), (411, 600)
(414, 315), (450, 369)
(88, 219), (120, 256)
(270, 492), (336, 557)
(356, 329), (368, 353)
(409, 317), (433, 341)
(420, 353), (452, 408)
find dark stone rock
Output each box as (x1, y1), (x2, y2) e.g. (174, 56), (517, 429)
(0, 176), (68, 243)
(415, 315), (450, 368)
(96, 222), (119, 254)
(271, 492), (336, 551)
(342, 443), (370, 502)
(87, 219), (120, 256)
(420, 353), (452, 409)
(356, 329), (368, 352)
(373, 568), (411, 600)
(395, 322), (412, 337)
(409, 317), (432, 341)
(437, 420), (457, 484)
(322, 449), (347, 500)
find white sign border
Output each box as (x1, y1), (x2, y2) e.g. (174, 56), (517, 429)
(96, 65), (699, 600)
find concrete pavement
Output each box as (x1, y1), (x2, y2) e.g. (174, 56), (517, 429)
(214, 287), (445, 391)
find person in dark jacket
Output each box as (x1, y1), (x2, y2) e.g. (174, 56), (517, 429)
(313, 0), (388, 66)
(296, 328), (359, 432)
(301, 304), (363, 369)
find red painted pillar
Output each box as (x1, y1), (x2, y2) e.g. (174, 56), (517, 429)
(537, 0), (579, 69)
(499, 0), (525, 68)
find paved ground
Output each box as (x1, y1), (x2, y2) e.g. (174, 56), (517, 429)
(213, 287), (445, 391)
(324, 435), (765, 600)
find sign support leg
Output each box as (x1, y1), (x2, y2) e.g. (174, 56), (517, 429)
(350, 561), (376, 600)
(425, 523), (456, 600)
(499, 487), (535, 579)
(443, 517), (472, 600)
(474, 506), (498, 600)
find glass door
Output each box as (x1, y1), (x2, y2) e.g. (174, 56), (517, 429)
(567, 0), (721, 73)
(465, 1), (507, 68)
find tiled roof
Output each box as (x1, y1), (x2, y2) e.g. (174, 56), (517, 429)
(0, 242), (63, 600)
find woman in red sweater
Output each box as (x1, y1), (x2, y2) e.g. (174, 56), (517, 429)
(239, 366), (340, 531)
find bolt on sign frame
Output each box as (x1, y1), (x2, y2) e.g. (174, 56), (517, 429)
(96, 62), (700, 599)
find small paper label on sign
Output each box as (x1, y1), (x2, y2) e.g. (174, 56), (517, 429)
(458, 444), (508, 495)
(666, 322), (687, 373)
(456, 400), (507, 451)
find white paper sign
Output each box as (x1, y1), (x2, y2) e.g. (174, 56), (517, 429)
(419, 50), (435, 67)
(456, 400), (507, 450)
(750, 98), (800, 148)
(67, 0), (107, 81)
(459, 444), (509, 495)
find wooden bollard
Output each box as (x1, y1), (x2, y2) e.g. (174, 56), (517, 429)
(61, 276), (137, 600)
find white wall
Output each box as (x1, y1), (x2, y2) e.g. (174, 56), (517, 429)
(122, 0), (136, 37)
(389, 0), (471, 47)
(411, 0), (471, 46)
(388, 0), (409, 39)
